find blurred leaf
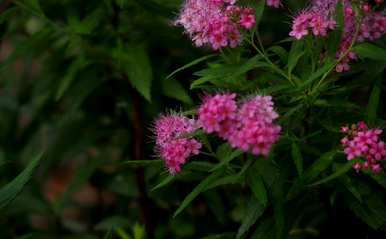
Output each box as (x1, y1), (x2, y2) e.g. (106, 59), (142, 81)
(303, 150), (336, 182)
(123, 160), (163, 166)
(211, 147), (243, 171)
(309, 161), (354, 186)
(56, 57), (89, 100)
(353, 43), (386, 61)
(114, 44), (153, 101)
(254, 0), (265, 27)
(116, 228), (132, 239)
(287, 41), (304, 75)
(236, 196), (266, 239)
(0, 153), (43, 209)
(133, 223), (145, 239)
(95, 216), (131, 230)
(161, 78), (192, 104)
(151, 174), (175, 191)
(366, 82), (381, 125)
(291, 142), (303, 176)
(174, 169), (224, 217)
(246, 173), (267, 207)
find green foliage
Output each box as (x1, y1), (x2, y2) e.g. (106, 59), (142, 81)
(0, 0), (385, 238)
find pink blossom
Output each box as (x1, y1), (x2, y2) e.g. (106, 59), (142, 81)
(266, 0), (281, 8)
(174, 0), (255, 49)
(154, 114), (201, 174)
(199, 94), (281, 156)
(341, 121), (386, 173)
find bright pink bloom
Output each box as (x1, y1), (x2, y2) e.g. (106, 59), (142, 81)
(154, 114), (201, 174)
(198, 93), (238, 139)
(174, 0), (255, 49)
(341, 122), (386, 173)
(199, 94), (281, 156)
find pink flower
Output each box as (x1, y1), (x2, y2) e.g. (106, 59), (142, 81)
(341, 121), (386, 173)
(199, 94), (281, 156)
(239, 14), (256, 29)
(154, 114), (201, 174)
(174, 0), (255, 49)
(266, 0), (281, 8)
(198, 93), (238, 138)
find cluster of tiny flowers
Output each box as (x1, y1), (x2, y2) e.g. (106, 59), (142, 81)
(290, 0), (386, 71)
(198, 93), (281, 156)
(341, 122), (386, 173)
(267, 0), (281, 8)
(174, 0), (255, 49)
(289, 0), (337, 39)
(154, 114), (202, 174)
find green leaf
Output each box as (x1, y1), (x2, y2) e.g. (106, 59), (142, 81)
(287, 41), (304, 75)
(151, 174), (175, 191)
(353, 43), (386, 61)
(166, 54), (216, 79)
(309, 161), (354, 186)
(173, 169), (224, 217)
(366, 82), (381, 124)
(0, 153), (43, 209)
(236, 196), (266, 239)
(303, 150), (336, 182)
(116, 228), (133, 239)
(133, 223), (145, 239)
(95, 216), (131, 230)
(211, 147), (243, 172)
(368, 172), (386, 189)
(291, 142), (303, 176)
(247, 173), (268, 207)
(114, 44), (153, 101)
(254, 0), (265, 27)
(56, 57), (89, 100)
(161, 78), (192, 104)
(267, 46), (288, 64)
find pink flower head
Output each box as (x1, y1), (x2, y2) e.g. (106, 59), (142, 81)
(266, 0), (281, 8)
(341, 121), (386, 173)
(198, 93), (238, 139)
(228, 95), (281, 156)
(174, 0), (255, 49)
(154, 114), (201, 174)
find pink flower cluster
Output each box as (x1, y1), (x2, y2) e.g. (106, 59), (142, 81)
(341, 122), (386, 173)
(198, 93), (281, 156)
(290, 0), (386, 72)
(289, 0), (337, 39)
(154, 114), (202, 174)
(174, 0), (255, 50)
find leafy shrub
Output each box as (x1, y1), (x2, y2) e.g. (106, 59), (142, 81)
(0, 0), (386, 239)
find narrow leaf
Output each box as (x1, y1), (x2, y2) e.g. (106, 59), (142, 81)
(236, 196), (266, 239)
(174, 170), (223, 217)
(353, 43), (386, 61)
(291, 142), (303, 176)
(0, 153), (43, 209)
(166, 54), (216, 79)
(309, 162), (353, 186)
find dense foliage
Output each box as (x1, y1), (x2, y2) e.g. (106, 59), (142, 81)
(0, 0), (386, 238)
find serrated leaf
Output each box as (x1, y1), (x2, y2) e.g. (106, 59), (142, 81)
(0, 153), (43, 209)
(173, 169), (224, 217)
(291, 142), (303, 176)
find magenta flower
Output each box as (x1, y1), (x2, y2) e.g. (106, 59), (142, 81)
(341, 122), (386, 173)
(154, 114), (201, 174)
(198, 93), (281, 156)
(174, 0), (255, 50)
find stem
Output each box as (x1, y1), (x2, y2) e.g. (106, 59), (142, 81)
(246, 36), (295, 86)
(312, 16), (362, 93)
